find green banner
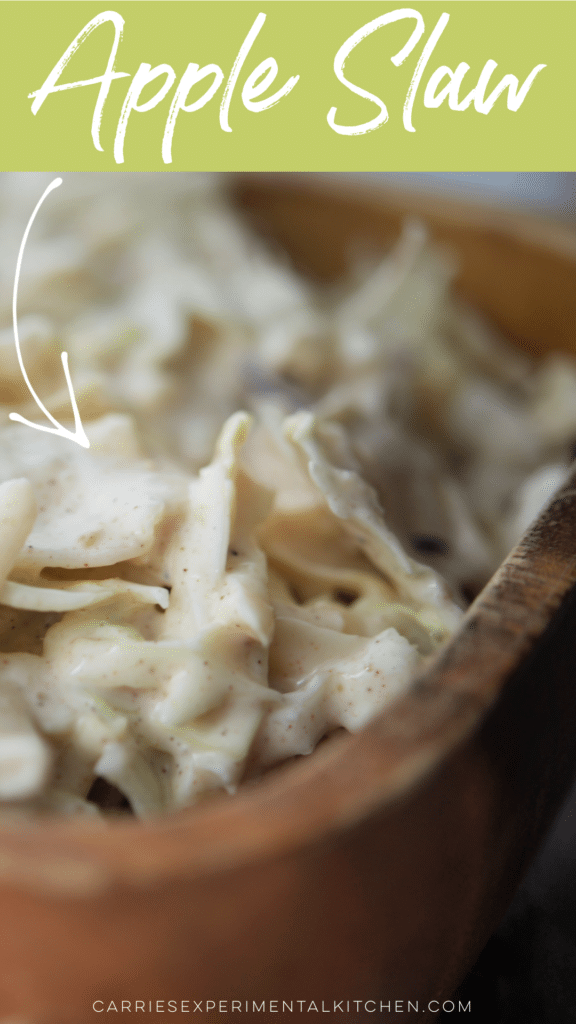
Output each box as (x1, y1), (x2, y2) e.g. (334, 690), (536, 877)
(1, 1), (574, 170)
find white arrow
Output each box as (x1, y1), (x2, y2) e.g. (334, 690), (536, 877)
(9, 177), (90, 449)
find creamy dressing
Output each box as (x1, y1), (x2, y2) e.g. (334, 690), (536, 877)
(0, 174), (572, 817)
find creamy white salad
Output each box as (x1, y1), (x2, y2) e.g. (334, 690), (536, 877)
(0, 174), (573, 818)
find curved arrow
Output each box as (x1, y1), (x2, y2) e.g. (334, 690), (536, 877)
(9, 177), (90, 449)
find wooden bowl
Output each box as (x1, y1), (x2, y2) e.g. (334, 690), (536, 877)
(2, 179), (576, 1024)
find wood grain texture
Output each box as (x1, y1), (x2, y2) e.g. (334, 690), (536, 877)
(1, 181), (576, 1024)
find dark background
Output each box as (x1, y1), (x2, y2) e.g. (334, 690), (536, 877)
(439, 774), (576, 1023)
